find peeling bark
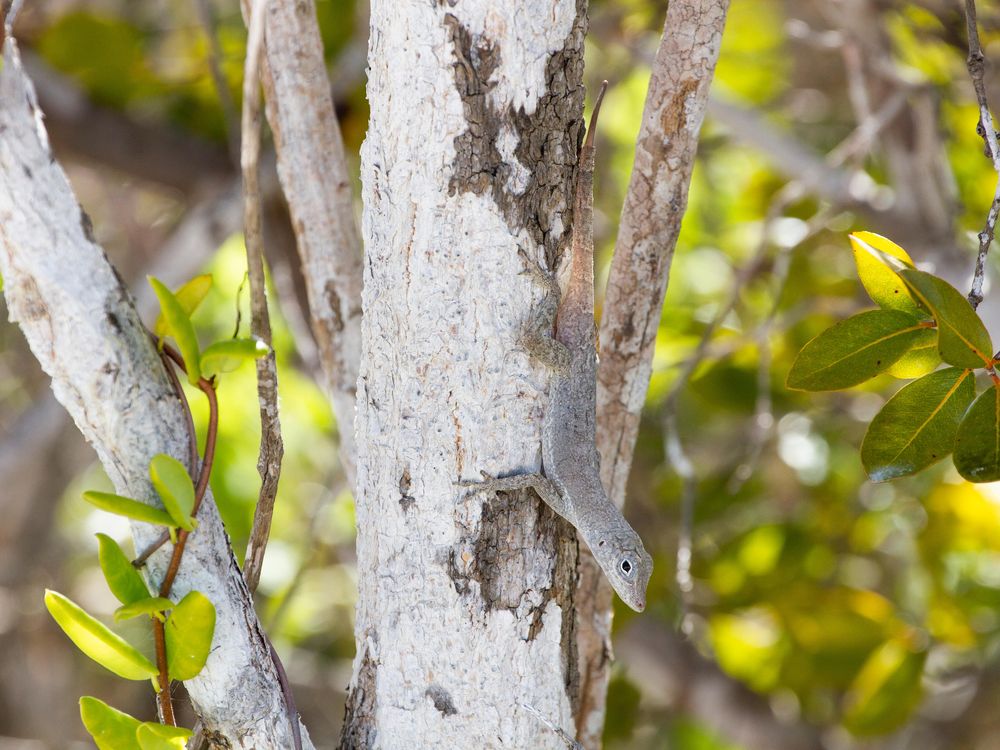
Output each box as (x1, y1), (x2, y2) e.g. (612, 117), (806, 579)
(578, 2), (730, 746)
(0, 39), (312, 749)
(342, 1), (586, 746)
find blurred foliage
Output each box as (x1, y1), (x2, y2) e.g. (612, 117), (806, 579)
(6, 0), (1000, 748)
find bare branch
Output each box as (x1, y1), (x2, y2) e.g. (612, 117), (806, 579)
(240, 0), (364, 490)
(194, 0), (241, 166)
(965, 0), (1000, 309)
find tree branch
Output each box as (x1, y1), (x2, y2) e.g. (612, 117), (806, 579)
(0, 36), (313, 749)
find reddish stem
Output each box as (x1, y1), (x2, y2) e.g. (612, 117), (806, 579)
(153, 617), (175, 726)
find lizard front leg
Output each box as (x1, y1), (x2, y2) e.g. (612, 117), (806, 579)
(458, 472), (577, 527)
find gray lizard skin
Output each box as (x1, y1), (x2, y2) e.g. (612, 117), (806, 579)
(461, 83), (652, 612)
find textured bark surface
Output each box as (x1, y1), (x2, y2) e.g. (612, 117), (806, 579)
(242, 0), (365, 489)
(577, 2), (730, 746)
(0, 39), (312, 749)
(342, 1), (587, 746)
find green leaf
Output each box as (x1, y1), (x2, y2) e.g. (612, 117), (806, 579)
(149, 454), (196, 531)
(861, 368), (975, 481)
(843, 638), (926, 736)
(165, 591), (216, 681)
(886, 328), (940, 379)
(898, 269), (993, 368)
(83, 491), (176, 528)
(136, 723), (192, 750)
(79, 696), (142, 750)
(786, 309), (927, 391)
(44, 590), (157, 680)
(954, 383), (1000, 482)
(149, 276), (201, 385)
(153, 274), (212, 339)
(114, 597), (175, 622)
(849, 232), (921, 315)
(97, 533), (149, 605)
(200, 337), (270, 378)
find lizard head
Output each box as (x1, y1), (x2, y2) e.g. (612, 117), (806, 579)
(592, 527), (652, 612)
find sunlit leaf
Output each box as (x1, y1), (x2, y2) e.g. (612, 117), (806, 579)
(83, 491), (176, 528)
(114, 597), (175, 622)
(899, 269), (993, 368)
(97, 533), (149, 605)
(849, 232), (921, 315)
(200, 337), (270, 378)
(137, 722), (192, 750)
(861, 368), (975, 481)
(44, 590), (157, 680)
(787, 310), (927, 391)
(149, 454), (196, 531)
(843, 637), (926, 736)
(954, 383), (1000, 482)
(79, 696), (142, 750)
(153, 274), (212, 339)
(886, 328), (940, 379)
(165, 591), (216, 681)
(149, 276), (201, 385)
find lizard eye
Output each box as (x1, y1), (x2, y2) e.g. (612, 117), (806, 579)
(618, 557), (635, 580)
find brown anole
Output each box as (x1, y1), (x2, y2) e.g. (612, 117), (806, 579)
(461, 82), (653, 612)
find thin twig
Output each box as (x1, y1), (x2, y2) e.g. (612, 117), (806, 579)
(240, 0), (284, 596)
(194, 0), (241, 166)
(520, 703), (584, 750)
(965, 0), (1000, 308)
(662, 411), (696, 634)
(153, 617), (175, 725)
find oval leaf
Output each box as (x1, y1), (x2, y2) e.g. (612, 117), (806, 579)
(149, 454), (195, 531)
(849, 232), (921, 315)
(886, 328), (940, 379)
(149, 276), (201, 385)
(899, 269), (993, 368)
(787, 309), (926, 391)
(83, 491), (176, 528)
(165, 591), (216, 681)
(200, 337), (270, 378)
(114, 597), (175, 622)
(137, 723), (192, 750)
(861, 367), (975, 482)
(44, 590), (157, 680)
(79, 696), (142, 750)
(97, 533), (149, 606)
(954, 384), (1000, 482)
(843, 638), (926, 736)
(153, 274), (212, 339)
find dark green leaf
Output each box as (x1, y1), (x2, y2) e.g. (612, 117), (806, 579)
(44, 590), (157, 680)
(849, 232), (921, 315)
(165, 591), (216, 680)
(149, 454), (196, 531)
(114, 597), (175, 622)
(83, 491), (176, 528)
(149, 276), (201, 385)
(79, 696), (142, 750)
(97, 533), (149, 606)
(861, 368), (975, 481)
(899, 270), (993, 368)
(200, 337), (270, 378)
(954, 384), (1000, 482)
(787, 310), (927, 391)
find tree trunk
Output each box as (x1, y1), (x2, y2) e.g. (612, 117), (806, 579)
(341, 1), (587, 746)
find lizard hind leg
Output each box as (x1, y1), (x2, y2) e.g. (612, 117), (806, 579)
(515, 248), (571, 372)
(457, 471), (576, 526)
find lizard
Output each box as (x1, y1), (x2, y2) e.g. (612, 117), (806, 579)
(460, 82), (652, 612)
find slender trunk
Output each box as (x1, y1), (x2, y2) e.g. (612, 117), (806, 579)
(341, 1), (587, 746)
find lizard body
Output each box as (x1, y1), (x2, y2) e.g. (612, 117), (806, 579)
(462, 84), (652, 612)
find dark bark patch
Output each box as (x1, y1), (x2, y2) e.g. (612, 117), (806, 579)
(425, 684), (458, 716)
(339, 643), (378, 750)
(399, 466), (415, 512)
(444, 9), (585, 266)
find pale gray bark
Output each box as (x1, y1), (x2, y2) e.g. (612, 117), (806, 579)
(0, 38), (312, 749)
(342, 0), (587, 746)
(242, 0), (365, 490)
